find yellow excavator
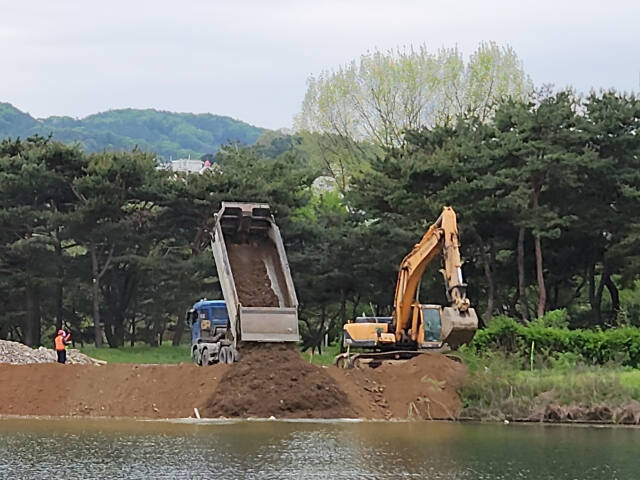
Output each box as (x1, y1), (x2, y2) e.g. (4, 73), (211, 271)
(335, 206), (478, 367)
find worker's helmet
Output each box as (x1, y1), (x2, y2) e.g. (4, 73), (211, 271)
(57, 329), (64, 336)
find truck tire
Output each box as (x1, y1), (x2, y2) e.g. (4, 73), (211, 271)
(192, 347), (201, 366)
(200, 347), (209, 366)
(220, 346), (234, 364)
(218, 347), (227, 364)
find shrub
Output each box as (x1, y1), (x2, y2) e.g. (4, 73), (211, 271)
(468, 316), (640, 368)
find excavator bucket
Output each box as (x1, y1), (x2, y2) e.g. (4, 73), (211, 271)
(440, 307), (478, 349)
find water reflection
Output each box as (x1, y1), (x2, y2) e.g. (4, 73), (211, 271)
(0, 418), (638, 479)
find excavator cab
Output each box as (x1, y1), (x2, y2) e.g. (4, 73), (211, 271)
(421, 305), (442, 344)
(417, 305), (478, 349)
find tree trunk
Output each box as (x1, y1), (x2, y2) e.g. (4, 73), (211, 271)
(55, 233), (64, 331)
(517, 227), (529, 321)
(593, 260), (609, 325)
(130, 303), (137, 347)
(604, 274), (620, 320)
(91, 247), (103, 348)
(113, 313), (125, 347)
(588, 263), (596, 308)
(172, 311), (186, 346)
(551, 284), (559, 310)
(150, 316), (166, 347)
(534, 234), (546, 318)
(103, 314), (115, 347)
(531, 188), (546, 318)
(471, 230), (495, 325)
(24, 282), (41, 347)
(483, 242), (496, 325)
(89, 243), (114, 348)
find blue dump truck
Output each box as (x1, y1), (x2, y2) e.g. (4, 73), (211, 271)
(190, 202), (300, 366)
(188, 299), (235, 365)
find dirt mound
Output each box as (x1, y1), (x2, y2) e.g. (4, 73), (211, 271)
(0, 339), (103, 365)
(328, 353), (468, 420)
(226, 242), (279, 307)
(203, 343), (355, 418)
(0, 363), (226, 418)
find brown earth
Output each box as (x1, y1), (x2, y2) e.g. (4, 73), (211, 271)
(203, 343), (355, 418)
(328, 353), (468, 420)
(0, 351), (467, 420)
(226, 242), (280, 307)
(0, 363), (227, 418)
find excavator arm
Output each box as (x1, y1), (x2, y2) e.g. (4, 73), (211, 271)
(393, 206), (470, 341)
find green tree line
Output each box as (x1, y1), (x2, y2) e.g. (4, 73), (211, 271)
(1, 89), (639, 351)
(0, 103), (265, 160)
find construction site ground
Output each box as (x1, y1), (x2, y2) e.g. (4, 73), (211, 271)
(0, 346), (467, 420)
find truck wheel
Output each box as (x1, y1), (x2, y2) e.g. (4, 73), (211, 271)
(192, 347), (200, 365)
(221, 346), (235, 364)
(200, 347), (209, 366)
(218, 347), (228, 364)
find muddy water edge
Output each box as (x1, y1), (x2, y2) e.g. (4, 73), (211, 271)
(1, 417), (639, 479)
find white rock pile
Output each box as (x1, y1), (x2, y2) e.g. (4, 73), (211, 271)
(0, 339), (105, 365)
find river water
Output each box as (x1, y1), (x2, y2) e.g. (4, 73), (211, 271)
(0, 418), (638, 479)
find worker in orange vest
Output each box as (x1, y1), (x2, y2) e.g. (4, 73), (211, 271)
(54, 329), (71, 364)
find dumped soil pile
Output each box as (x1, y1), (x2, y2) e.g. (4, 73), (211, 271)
(328, 353), (468, 420)
(0, 363), (226, 418)
(226, 242), (280, 307)
(203, 343), (356, 418)
(0, 339), (103, 365)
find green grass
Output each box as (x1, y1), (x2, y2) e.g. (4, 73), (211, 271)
(459, 351), (640, 421)
(79, 343), (191, 364)
(301, 343), (341, 366)
(78, 342), (342, 365)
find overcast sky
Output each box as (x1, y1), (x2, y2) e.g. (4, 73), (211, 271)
(2, 0), (639, 129)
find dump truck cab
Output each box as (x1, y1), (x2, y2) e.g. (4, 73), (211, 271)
(189, 299), (235, 365)
(190, 299), (229, 344)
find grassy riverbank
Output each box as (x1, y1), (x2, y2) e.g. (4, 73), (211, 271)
(458, 351), (640, 423)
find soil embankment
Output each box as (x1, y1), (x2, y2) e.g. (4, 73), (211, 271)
(0, 363), (226, 418)
(0, 353), (467, 420)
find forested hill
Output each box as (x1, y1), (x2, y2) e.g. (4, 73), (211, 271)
(0, 102), (266, 159)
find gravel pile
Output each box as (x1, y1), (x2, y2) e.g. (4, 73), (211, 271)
(0, 339), (104, 365)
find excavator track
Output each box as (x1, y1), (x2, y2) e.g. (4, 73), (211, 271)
(334, 348), (462, 369)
